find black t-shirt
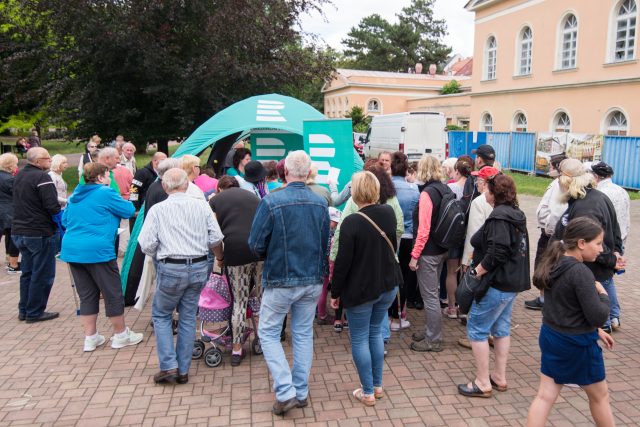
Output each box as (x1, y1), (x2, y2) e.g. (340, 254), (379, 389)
(209, 187), (261, 266)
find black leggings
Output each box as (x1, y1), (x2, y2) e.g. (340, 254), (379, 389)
(390, 238), (415, 318)
(2, 228), (19, 257)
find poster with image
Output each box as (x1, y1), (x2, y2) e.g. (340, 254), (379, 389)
(535, 132), (603, 175)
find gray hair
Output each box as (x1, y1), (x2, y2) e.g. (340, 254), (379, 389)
(157, 158), (182, 178)
(284, 150), (311, 180)
(50, 154), (68, 172)
(123, 142), (136, 152)
(162, 168), (189, 192)
(26, 147), (48, 163)
(0, 153), (19, 173)
(98, 147), (118, 160)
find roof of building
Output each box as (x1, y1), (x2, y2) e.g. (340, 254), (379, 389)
(449, 58), (473, 76)
(335, 68), (471, 81)
(465, 0), (503, 11)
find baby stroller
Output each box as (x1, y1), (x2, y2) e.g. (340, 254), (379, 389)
(192, 270), (262, 367)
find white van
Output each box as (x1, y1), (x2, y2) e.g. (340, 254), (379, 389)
(364, 112), (447, 161)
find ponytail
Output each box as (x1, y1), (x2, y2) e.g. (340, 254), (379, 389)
(532, 241), (565, 290)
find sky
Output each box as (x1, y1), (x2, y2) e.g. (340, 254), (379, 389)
(299, 0), (475, 57)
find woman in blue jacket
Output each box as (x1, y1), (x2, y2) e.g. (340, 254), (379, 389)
(61, 163), (143, 352)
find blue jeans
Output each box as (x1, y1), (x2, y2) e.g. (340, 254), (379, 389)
(601, 278), (620, 327)
(13, 234), (58, 319)
(152, 260), (210, 374)
(259, 284), (322, 402)
(467, 287), (517, 342)
(346, 288), (397, 395)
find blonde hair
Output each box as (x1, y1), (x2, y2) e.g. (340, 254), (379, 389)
(442, 157), (458, 179)
(0, 153), (19, 173)
(50, 154), (68, 173)
(417, 155), (443, 183)
(351, 171), (380, 205)
(90, 135), (101, 144)
(559, 173), (596, 201)
(306, 163), (318, 185)
(180, 154), (200, 174)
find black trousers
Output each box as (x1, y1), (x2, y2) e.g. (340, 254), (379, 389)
(2, 228), (19, 257)
(398, 238), (419, 307)
(535, 230), (551, 268)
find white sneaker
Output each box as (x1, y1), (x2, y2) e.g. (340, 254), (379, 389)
(390, 320), (400, 331)
(84, 334), (106, 352)
(400, 319), (411, 329)
(110, 328), (144, 349)
(611, 318), (621, 330)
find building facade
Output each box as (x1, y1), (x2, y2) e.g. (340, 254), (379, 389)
(467, 0), (640, 135)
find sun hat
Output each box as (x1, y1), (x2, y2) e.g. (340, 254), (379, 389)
(243, 161), (268, 184)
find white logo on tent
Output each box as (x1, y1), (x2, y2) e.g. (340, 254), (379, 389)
(256, 100), (286, 122)
(255, 137), (286, 158)
(309, 133), (340, 184)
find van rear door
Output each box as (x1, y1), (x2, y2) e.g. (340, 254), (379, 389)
(404, 113), (446, 161)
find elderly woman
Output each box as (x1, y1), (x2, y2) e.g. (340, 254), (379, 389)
(0, 153), (20, 273)
(210, 178), (262, 366)
(458, 174), (531, 398)
(227, 148), (251, 177)
(61, 163), (142, 352)
(553, 159), (624, 334)
(441, 157), (458, 183)
(48, 154), (69, 208)
(237, 161), (269, 199)
(77, 137), (100, 177)
(331, 171), (402, 406)
(180, 154), (205, 199)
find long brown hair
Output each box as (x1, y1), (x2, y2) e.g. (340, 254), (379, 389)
(532, 217), (603, 290)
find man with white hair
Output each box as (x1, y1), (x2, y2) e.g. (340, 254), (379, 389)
(120, 142), (137, 175)
(138, 168), (224, 385)
(248, 150), (330, 415)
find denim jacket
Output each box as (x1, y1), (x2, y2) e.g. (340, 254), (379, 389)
(392, 176), (419, 238)
(248, 182), (330, 288)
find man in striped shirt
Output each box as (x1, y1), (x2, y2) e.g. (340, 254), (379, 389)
(138, 168), (224, 385)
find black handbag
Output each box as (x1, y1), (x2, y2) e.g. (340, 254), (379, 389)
(456, 269), (486, 315)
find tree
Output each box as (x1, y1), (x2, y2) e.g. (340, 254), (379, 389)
(341, 0), (451, 72)
(441, 80), (461, 94)
(0, 0), (334, 148)
(345, 105), (370, 133)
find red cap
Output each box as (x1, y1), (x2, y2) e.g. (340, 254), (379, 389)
(471, 166), (500, 181)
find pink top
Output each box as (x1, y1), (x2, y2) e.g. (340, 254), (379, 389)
(113, 166), (133, 200)
(194, 174), (218, 193)
(410, 192), (434, 259)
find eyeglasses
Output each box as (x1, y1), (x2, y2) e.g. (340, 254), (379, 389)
(37, 157), (52, 161)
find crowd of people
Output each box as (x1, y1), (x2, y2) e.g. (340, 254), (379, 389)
(1, 135), (631, 425)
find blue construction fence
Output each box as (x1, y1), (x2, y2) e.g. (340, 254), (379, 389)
(448, 131), (640, 190)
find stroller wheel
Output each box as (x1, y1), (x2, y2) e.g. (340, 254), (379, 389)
(204, 347), (223, 368)
(252, 338), (263, 355)
(192, 340), (205, 360)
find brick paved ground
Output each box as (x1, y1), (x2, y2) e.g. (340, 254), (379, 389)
(1, 195), (639, 426)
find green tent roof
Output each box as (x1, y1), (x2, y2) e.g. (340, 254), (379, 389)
(174, 93), (325, 157)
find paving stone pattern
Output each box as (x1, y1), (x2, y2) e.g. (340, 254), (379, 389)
(1, 195), (639, 426)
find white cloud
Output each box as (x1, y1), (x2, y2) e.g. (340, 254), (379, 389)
(299, 0), (475, 57)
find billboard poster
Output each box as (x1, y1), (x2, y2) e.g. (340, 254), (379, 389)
(303, 119), (354, 193)
(535, 132), (603, 175)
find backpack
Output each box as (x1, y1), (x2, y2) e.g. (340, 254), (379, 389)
(459, 174), (477, 218)
(428, 184), (467, 249)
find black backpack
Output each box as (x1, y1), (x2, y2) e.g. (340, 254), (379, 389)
(459, 174), (477, 219)
(413, 182), (467, 250)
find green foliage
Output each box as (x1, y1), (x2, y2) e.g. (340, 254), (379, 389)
(441, 80), (461, 95)
(446, 124), (463, 131)
(345, 105), (370, 133)
(1, 0), (333, 149)
(342, 0), (452, 71)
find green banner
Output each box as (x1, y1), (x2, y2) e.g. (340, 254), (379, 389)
(250, 131), (304, 162)
(303, 119), (354, 192)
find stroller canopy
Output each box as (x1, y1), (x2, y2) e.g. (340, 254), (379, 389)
(174, 93), (325, 158)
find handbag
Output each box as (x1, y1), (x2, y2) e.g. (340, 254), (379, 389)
(456, 268), (486, 315)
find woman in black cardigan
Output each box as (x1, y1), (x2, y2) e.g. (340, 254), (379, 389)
(331, 171), (402, 407)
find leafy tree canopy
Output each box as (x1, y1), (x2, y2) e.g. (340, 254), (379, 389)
(0, 0), (334, 147)
(341, 0), (451, 72)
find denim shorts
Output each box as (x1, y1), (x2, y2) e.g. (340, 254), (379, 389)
(467, 287), (517, 342)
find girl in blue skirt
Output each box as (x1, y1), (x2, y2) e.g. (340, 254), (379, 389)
(526, 217), (615, 427)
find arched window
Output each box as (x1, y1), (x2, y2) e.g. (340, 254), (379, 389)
(614, 0), (637, 61)
(553, 111), (571, 133)
(367, 99), (380, 113)
(514, 112), (528, 132)
(606, 110), (629, 135)
(484, 36), (497, 80)
(559, 14), (578, 69)
(481, 113), (494, 132)
(518, 27), (533, 75)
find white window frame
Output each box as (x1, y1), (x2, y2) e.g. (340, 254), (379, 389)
(513, 111), (528, 132)
(604, 109), (630, 136)
(481, 112), (494, 132)
(517, 26), (533, 75)
(367, 98), (381, 113)
(552, 110), (572, 133)
(610, 0), (638, 62)
(484, 36), (498, 80)
(557, 13), (578, 70)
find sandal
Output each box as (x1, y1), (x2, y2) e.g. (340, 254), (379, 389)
(373, 386), (384, 399)
(352, 388), (376, 406)
(457, 381), (492, 398)
(490, 376), (507, 392)
(333, 323), (343, 333)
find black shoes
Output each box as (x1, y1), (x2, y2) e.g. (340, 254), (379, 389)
(524, 297), (544, 310)
(296, 398), (308, 408)
(25, 312), (59, 323)
(18, 313), (25, 321)
(231, 351), (245, 367)
(273, 397), (298, 415)
(154, 369), (178, 384)
(176, 373), (189, 384)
